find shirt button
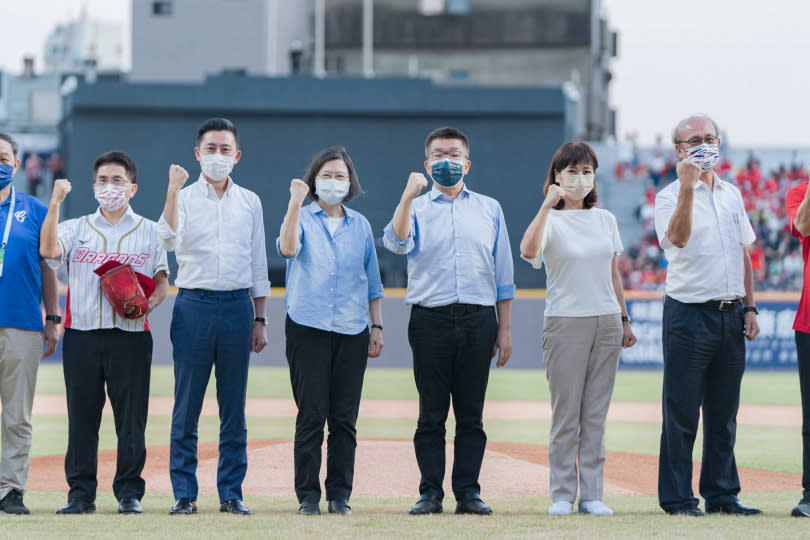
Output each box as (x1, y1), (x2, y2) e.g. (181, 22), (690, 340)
(330, 288), (334, 292)
(328, 304), (333, 308)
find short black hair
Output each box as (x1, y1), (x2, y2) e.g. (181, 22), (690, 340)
(302, 146), (363, 203)
(92, 151), (138, 184)
(0, 133), (19, 158)
(543, 140), (599, 210)
(424, 126), (470, 157)
(197, 118), (239, 147)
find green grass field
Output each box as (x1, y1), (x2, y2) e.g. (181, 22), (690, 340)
(33, 364), (805, 405)
(9, 365), (808, 539)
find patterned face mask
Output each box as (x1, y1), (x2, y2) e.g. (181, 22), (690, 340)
(94, 184), (130, 212)
(685, 143), (720, 172)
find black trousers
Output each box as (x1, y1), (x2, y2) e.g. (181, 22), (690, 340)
(658, 296), (746, 512)
(408, 305), (498, 502)
(285, 316), (369, 504)
(62, 328), (152, 502)
(795, 331), (810, 502)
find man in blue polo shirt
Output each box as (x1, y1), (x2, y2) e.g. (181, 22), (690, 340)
(0, 133), (60, 514)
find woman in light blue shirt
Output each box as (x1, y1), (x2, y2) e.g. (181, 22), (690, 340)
(277, 146), (384, 516)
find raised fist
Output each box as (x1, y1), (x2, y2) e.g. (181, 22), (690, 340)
(289, 178), (309, 205)
(168, 164), (189, 191)
(403, 172), (428, 200)
(542, 184), (565, 209)
(51, 179), (72, 204)
(676, 159), (701, 189)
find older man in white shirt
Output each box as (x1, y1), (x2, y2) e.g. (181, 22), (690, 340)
(157, 118), (269, 517)
(654, 114), (760, 517)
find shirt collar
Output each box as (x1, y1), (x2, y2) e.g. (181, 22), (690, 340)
(0, 186), (18, 207)
(195, 174), (235, 197)
(91, 205), (138, 227)
(429, 183), (470, 201)
(307, 201), (355, 223)
(696, 172), (723, 191)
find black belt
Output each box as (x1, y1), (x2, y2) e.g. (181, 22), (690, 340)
(179, 288), (249, 299)
(699, 299), (742, 312)
(418, 303), (484, 314)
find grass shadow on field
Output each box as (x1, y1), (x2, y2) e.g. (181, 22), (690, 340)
(5, 492), (810, 540)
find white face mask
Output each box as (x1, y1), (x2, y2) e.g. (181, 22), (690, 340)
(200, 153), (235, 181)
(94, 184), (130, 212)
(315, 179), (350, 206)
(559, 173), (594, 201)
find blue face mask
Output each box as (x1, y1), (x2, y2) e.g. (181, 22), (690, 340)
(0, 163), (13, 190)
(430, 159), (465, 188)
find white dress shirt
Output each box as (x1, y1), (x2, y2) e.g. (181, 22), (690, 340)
(654, 174), (756, 303)
(157, 175), (270, 298)
(47, 206), (169, 331)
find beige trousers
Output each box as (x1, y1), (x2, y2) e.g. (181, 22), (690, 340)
(542, 314), (622, 503)
(0, 327), (43, 498)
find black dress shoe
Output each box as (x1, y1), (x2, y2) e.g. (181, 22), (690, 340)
(220, 499), (251, 515)
(56, 499), (96, 515)
(706, 499), (761, 515)
(118, 498), (142, 514)
(298, 500), (321, 515)
(408, 495), (443, 515)
(169, 498), (197, 515)
(0, 490), (30, 515)
(327, 499), (351, 515)
(455, 497), (493, 515)
(666, 506), (704, 516)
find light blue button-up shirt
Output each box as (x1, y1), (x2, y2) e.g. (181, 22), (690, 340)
(383, 185), (515, 307)
(277, 202), (384, 335)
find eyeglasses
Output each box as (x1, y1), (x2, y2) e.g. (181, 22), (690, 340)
(428, 151), (468, 161)
(676, 135), (719, 148)
(317, 173), (349, 181)
(94, 177), (131, 186)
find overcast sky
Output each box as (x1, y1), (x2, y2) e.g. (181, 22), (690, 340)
(2, 0), (808, 146)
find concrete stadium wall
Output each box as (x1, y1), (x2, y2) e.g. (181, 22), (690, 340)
(60, 74), (569, 289)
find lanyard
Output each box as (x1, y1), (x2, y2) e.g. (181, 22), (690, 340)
(0, 186), (15, 278)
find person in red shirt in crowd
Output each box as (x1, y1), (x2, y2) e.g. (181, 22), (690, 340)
(748, 241), (765, 283)
(718, 158), (733, 177)
(785, 179), (810, 517)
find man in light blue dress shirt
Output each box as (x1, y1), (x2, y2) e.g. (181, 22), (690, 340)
(383, 127), (515, 516)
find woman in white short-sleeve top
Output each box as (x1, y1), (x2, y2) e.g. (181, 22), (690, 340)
(520, 141), (637, 517)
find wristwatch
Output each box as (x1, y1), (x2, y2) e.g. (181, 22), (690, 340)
(621, 315), (631, 324)
(371, 324), (383, 331)
(742, 306), (759, 315)
(45, 314), (62, 324)
(254, 317), (267, 325)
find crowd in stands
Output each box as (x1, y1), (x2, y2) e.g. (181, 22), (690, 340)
(624, 139), (808, 292)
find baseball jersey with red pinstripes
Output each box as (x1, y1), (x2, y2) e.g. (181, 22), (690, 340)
(45, 206), (168, 331)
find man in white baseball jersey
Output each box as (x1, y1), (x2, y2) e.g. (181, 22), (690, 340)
(40, 151), (169, 515)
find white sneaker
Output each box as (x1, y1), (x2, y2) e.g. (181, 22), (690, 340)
(578, 499), (613, 516)
(548, 501), (573, 515)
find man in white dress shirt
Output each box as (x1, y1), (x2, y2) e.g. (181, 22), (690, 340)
(40, 151), (169, 515)
(654, 114), (761, 516)
(158, 118), (269, 516)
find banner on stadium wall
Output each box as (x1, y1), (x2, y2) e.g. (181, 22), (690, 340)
(620, 299), (799, 369)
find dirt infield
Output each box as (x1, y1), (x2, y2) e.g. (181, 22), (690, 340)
(28, 439), (800, 498)
(25, 395), (802, 498)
